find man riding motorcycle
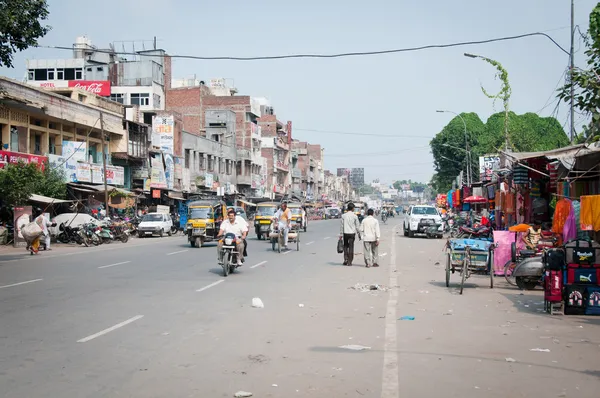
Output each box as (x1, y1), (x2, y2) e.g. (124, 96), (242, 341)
(217, 208), (248, 266)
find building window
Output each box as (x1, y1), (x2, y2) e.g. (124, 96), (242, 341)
(56, 68), (64, 80)
(110, 93), (124, 104)
(153, 94), (161, 109)
(49, 136), (56, 154)
(86, 67), (92, 72)
(97, 67), (103, 72)
(27, 70), (34, 80)
(75, 68), (83, 80)
(64, 68), (75, 80)
(34, 135), (41, 154)
(184, 150), (190, 168)
(47, 69), (55, 80)
(130, 93), (150, 106)
(34, 69), (47, 81)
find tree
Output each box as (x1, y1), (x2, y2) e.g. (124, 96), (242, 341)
(35, 163), (66, 199)
(0, 161), (66, 207)
(558, 3), (600, 142)
(0, 0), (50, 68)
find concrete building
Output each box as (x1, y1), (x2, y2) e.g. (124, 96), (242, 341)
(166, 79), (263, 196)
(308, 144), (324, 199)
(259, 110), (291, 199)
(24, 36), (171, 125)
(292, 140), (314, 198)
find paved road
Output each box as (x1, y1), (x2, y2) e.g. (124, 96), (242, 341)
(1, 217), (599, 397)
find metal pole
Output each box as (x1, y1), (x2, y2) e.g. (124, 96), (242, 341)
(570, 0), (575, 143)
(100, 111), (109, 213)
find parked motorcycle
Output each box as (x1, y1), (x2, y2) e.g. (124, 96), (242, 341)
(107, 221), (130, 243)
(81, 222), (101, 246)
(220, 232), (241, 277)
(57, 223), (89, 247)
(95, 222), (115, 244)
(505, 235), (559, 290)
(425, 222), (444, 239)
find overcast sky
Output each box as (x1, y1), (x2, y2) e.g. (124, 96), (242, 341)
(1, 0), (596, 185)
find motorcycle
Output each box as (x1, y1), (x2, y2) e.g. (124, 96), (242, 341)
(81, 222), (101, 246)
(381, 212), (387, 224)
(425, 222), (444, 239)
(93, 222), (115, 244)
(57, 223), (89, 246)
(456, 224), (492, 240)
(107, 221), (130, 243)
(220, 232), (241, 277)
(507, 235), (559, 290)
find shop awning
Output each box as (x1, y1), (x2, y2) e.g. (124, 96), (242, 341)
(29, 193), (74, 204)
(501, 144), (600, 170)
(68, 183), (134, 196)
(237, 199), (256, 207)
(167, 191), (185, 200)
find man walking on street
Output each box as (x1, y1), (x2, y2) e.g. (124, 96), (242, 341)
(361, 208), (381, 268)
(340, 202), (361, 266)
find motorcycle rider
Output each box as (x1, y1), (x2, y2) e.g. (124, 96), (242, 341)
(217, 208), (248, 266)
(274, 202), (292, 250)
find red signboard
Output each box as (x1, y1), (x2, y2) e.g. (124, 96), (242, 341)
(0, 150), (47, 170)
(67, 80), (111, 96)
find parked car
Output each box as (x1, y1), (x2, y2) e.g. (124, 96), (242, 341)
(49, 213), (98, 237)
(137, 212), (173, 238)
(403, 205), (442, 238)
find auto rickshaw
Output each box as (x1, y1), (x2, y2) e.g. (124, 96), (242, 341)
(286, 201), (307, 232)
(186, 200), (226, 248)
(254, 201), (278, 240)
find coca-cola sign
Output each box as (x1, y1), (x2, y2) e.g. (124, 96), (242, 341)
(68, 80), (111, 97)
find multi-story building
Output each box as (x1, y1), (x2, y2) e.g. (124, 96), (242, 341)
(337, 167), (365, 189)
(308, 144), (324, 199)
(0, 76), (129, 188)
(166, 79), (263, 196)
(24, 36), (171, 125)
(259, 108), (291, 199)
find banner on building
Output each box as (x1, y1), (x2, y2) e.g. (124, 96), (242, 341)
(479, 155), (500, 182)
(67, 80), (111, 96)
(205, 173), (214, 188)
(150, 153), (167, 188)
(131, 166), (149, 179)
(76, 163), (92, 182)
(47, 154), (69, 181)
(164, 153), (174, 190)
(152, 115), (174, 155)
(62, 140), (87, 181)
(0, 150), (47, 170)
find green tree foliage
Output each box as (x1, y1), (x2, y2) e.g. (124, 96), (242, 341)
(0, 0), (50, 68)
(0, 162), (66, 207)
(558, 3), (600, 142)
(430, 112), (569, 193)
(392, 179), (427, 192)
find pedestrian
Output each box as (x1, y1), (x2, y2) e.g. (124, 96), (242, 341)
(340, 202), (361, 266)
(361, 208), (380, 268)
(274, 202), (292, 250)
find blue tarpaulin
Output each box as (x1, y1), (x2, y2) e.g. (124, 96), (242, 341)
(448, 238), (492, 252)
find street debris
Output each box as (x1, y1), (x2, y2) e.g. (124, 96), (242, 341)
(350, 283), (388, 292)
(418, 290), (430, 294)
(399, 316), (415, 321)
(234, 391), (253, 397)
(332, 367), (343, 371)
(298, 304), (305, 308)
(443, 310), (453, 316)
(251, 298), (264, 308)
(505, 358), (516, 363)
(339, 344), (371, 351)
(272, 384), (278, 387)
(530, 348), (551, 352)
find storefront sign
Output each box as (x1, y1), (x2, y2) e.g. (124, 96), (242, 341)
(152, 189), (161, 199)
(76, 163), (92, 182)
(479, 155), (500, 182)
(205, 173), (214, 188)
(164, 153), (174, 190)
(0, 150), (47, 170)
(62, 140), (87, 181)
(150, 153), (167, 189)
(67, 80), (111, 96)
(152, 115), (174, 155)
(13, 206), (32, 248)
(131, 166), (149, 179)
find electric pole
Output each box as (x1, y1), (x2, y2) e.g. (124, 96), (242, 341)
(100, 111), (109, 213)
(570, 0), (575, 143)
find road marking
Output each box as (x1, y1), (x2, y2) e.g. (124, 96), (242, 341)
(166, 250), (188, 256)
(380, 252), (388, 257)
(0, 279), (43, 289)
(381, 226), (399, 398)
(324, 237), (331, 240)
(77, 315), (144, 343)
(283, 250), (292, 255)
(98, 261), (131, 269)
(196, 280), (225, 292)
(305, 241), (315, 246)
(250, 261), (267, 269)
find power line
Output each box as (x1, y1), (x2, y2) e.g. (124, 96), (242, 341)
(26, 31), (569, 61)
(294, 128), (431, 139)
(536, 67), (568, 114)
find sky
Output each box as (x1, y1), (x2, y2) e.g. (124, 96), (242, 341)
(1, 0), (597, 185)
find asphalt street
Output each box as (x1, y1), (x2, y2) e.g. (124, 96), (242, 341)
(1, 216), (599, 397)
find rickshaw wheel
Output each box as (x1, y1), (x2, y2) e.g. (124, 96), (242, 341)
(445, 253), (451, 287)
(296, 233), (300, 251)
(460, 251), (469, 295)
(489, 250), (494, 289)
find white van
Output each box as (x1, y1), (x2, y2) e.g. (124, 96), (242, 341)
(137, 212), (173, 238)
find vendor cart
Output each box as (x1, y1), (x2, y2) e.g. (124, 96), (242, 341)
(445, 238), (495, 294)
(269, 221), (300, 253)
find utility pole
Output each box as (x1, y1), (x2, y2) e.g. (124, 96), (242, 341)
(570, 0), (575, 143)
(100, 111), (109, 213)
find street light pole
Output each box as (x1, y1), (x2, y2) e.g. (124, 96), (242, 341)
(436, 110), (471, 186)
(100, 111), (109, 213)
(569, 0), (575, 143)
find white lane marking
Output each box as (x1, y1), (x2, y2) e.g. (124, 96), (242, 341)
(196, 280), (225, 292)
(324, 237), (331, 240)
(0, 279), (43, 289)
(250, 261), (267, 269)
(305, 241), (315, 246)
(381, 226), (399, 398)
(380, 252), (388, 257)
(77, 315), (144, 343)
(282, 250), (292, 255)
(166, 250), (188, 256)
(98, 261), (131, 269)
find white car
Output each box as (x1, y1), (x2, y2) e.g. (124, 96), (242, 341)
(137, 213), (173, 238)
(49, 213), (98, 237)
(403, 205), (443, 238)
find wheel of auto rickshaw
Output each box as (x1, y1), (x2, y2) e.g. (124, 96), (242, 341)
(445, 253), (451, 287)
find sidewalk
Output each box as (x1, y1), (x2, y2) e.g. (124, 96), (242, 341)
(392, 232), (600, 398)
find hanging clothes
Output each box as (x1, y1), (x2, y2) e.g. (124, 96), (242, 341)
(563, 200), (577, 242)
(552, 198), (571, 234)
(580, 195), (600, 231)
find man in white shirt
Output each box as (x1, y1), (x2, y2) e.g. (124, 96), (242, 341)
(217, 208), (248, 265)
(274, 202), (292, 250)
(361, 208), (381, 268)
(34, 212), (55, 251)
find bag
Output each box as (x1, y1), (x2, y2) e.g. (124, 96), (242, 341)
(21, 222), (43, 242)
(564, 285), (586, 315)
(564, 239), (600, 266)
(567, 268), (599, 284)
(544, 249), (565, 271)
(337, 237), (344, 254)
(544, 270), (562, 303)
(585, 286), (600, 315)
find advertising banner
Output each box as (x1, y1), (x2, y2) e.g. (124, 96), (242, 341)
(47, 154), (69, 181)
(62, 141), (87, 182)
(0, 150), (47, 170)
(150, 153), (167, 188)
(13, 206), (32, 248)
(205, 173), (214, 188)
(106, 166), (124, 186)
(76, 163), (92, 182)
(479, 155), (501, 182)
(91, 164), (104, 184)
(152, 115), (174, 155)
(164, 153), (174, 190)
(67, 80), (111, 96)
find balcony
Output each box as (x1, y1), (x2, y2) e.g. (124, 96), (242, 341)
(309, 159), (316, 168)
(274, 136), (289, 151)
(292, 168), (302, 178)
(275, 159), (289, 172)
(291, 150), (299, 159)
(237, 148), (251, 160)
(237, 174), (252, 186)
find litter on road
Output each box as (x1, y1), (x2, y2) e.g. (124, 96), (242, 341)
(251, 298), (264, 308)
(530, 348), (551, 352)
(505, 357), (517, 362)
(339, 344), (371, 351)
(399, 316), (415, 321)
(234, 391), (253, 397)
(350, 283), (388, 292)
